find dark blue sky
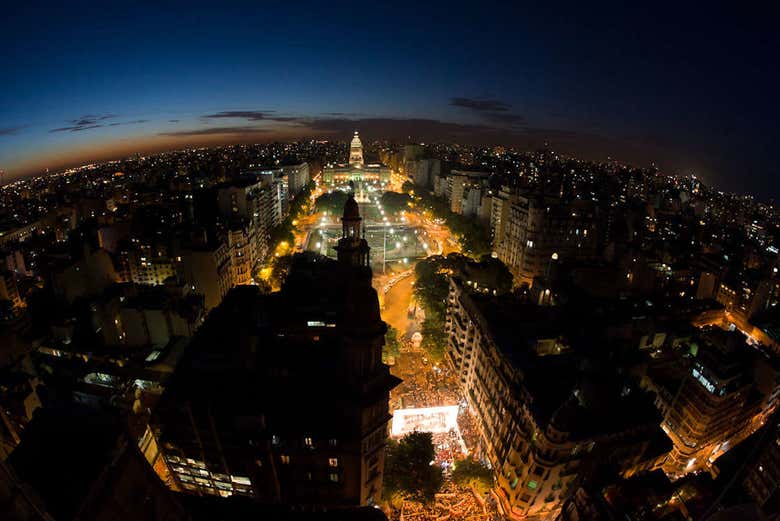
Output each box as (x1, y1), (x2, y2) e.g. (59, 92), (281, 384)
(1, 2), (778, 198)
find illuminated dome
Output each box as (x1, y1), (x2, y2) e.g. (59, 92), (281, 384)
(350, 131), (362, 149)
(349, 131), (364, 167)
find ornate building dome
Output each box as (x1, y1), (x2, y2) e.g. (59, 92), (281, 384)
(349, 131), (364, 168)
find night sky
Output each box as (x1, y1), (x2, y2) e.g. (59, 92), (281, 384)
(2, 2), (778, 198)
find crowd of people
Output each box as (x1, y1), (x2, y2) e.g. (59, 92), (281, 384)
(387, 339), (501, 520)
(398, 482), (500, 521)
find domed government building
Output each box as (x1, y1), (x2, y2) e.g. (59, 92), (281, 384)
(322, 132), (391, 186)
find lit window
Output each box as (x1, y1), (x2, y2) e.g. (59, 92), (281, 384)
(329, 438), (338, 447)
(281, 455), (290, 464)
(230, 474), (251, 485)
(304, 437), (313, 447)
(328, 457), (338, 467)
(329, 472), (339, 482)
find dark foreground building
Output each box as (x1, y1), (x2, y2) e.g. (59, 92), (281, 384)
(3, 403), (189, 521)
(150, 194), (399, 506)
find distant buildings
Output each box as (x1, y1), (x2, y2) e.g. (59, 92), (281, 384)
(444, 169), (492, 218)
(50, 247), (118, 303)
(246, 162), (311, 197)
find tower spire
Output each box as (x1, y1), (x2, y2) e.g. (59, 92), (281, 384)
(336, 193), (370, 267)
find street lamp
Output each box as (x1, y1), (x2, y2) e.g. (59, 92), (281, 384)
(547, 252), (558, 280)
(383, 226), (387, 274)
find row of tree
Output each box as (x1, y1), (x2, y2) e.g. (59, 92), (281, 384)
(379, 191), (412, 214)
(314, 190), (349, 214)
(413, 253), (512, 362)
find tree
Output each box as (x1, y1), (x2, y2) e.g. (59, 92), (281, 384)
(452, 456), (493, 494)
(420, 316), (446, 363)
(314, 191), (348, 214)
(270, 254), (293, 289)
(384, 432), (443, 503)
(383, 325), (401, 365)
(380, 191), (411, 214)
(413, 253), (512, 362)
(410, 190), (491, 257)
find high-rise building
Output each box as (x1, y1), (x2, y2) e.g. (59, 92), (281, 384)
(6, 404), (189, 521)
(216, 174), (287, 268)
(246, 162), (310, 198)
(127, 244), (177, 286)
(445, 277), (668, 519)
(150, 199), (399, 506)
(226, 225), (254, 286)
(445, 169), (491, 216)
(0, 270), (22, 309)
(177, 236), (233, 311)
(494, 191), (597, 285)
(647, 328), (780, 478)
(743, 415), (780, 515)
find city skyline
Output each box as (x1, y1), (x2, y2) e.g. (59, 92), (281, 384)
(2, 2), (780, 199)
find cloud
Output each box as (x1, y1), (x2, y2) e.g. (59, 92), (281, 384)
(0, 126), (23, 137)
(202, 110), (301, 122)
(202, 110), (304, 123)
(108, 119), (149, 127)
(320, 111), (360, 117)
(50, 114), (117, 133)
(203, 110), (270, 121)
(159, 126), (272, 137)
(304, 117), (507, 141)
(168, 119), (180, 123)
(450, 97), (511, 112)
(50, 116), (151, 133)
(450, 97), (526, 127)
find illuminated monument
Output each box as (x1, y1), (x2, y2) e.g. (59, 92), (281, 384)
(323, 131), (391, 185)
(349, 131), (364, 167)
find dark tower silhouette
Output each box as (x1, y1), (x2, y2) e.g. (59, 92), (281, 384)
(336, 193), (370, 267)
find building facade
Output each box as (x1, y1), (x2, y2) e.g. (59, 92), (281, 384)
(150, 199), (399, 507)
(323, 132), (391, 186)
(494, 191), (597, 285)
(445, 277), (666, 519)
(646, 329), (780, 478)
